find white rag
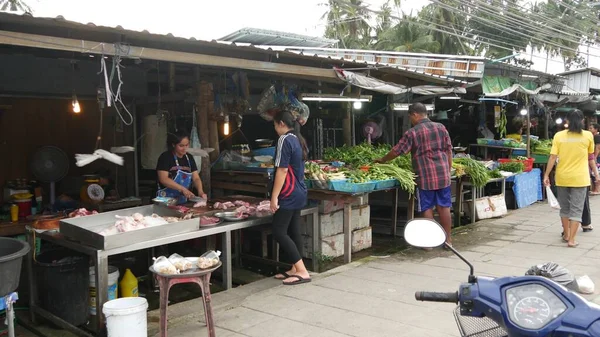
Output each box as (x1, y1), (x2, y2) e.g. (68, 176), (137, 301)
(75, 148), (133, 167)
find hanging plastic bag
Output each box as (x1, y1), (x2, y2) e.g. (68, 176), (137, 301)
(546, 186), (560, 210)
(168, 253), (193, 272)
(152, 256), (179, 275)
(525, 262), (575, 288)
(257, 85), (277, 121)
(575, 275), (595, 294)
(190, 107), (202, 169)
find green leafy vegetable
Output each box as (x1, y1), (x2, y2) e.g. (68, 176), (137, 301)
(499, 162), (524, 173)
(372, 163), (416, 194)
(453, 158), (489, 187)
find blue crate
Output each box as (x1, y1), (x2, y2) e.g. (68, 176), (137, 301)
(329, 179), (377, 193)
(512, 149), (527, 156)
(252, 147), (276, 157)
(374, 179), (399, 190)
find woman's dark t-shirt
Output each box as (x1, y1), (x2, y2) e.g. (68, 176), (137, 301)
(156, 152), (198, 189)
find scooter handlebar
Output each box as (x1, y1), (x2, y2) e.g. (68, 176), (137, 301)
(415, 291), (459, 304)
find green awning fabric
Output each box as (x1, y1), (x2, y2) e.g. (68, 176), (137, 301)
(482, 76), (549, 97)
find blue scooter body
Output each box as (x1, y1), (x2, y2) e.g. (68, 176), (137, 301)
(459, 276), (600, 337)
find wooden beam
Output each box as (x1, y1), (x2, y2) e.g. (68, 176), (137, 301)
(0, 30), (339, 81)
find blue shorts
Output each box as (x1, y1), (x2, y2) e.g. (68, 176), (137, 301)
(416, 186), (452, 212)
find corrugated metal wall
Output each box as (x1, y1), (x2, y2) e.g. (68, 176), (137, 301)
(563, 70), (591, 92)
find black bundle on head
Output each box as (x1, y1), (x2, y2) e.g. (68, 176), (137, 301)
(274, 110), (308, 160)
(168, 129), (190, 148)
(566, 110), (584, 134)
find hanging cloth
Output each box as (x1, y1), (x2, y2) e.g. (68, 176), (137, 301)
(190, 106), (202, 171)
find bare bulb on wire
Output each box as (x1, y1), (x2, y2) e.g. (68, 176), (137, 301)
(72, 100), (81, 113)
(223, 115), (230, 136)
(520, 108), (527, 116)
(353, 101), (362, 109)
(555, 118), (563, 124)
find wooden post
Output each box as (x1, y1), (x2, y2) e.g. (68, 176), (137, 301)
(207, 83), (220, 162)
(196, 76), (211, 196)
(343, 87), (352, 146)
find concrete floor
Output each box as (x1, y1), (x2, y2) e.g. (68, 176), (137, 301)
(11, 198), (600, 336)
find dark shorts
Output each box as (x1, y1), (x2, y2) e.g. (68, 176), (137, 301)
(416, 186), (452, 212)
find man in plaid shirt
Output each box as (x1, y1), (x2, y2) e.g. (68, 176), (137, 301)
(376, 103), (453, 245)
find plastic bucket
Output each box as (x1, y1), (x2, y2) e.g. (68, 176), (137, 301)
(89, 266), (120, 316)
(103, 297), (148, 337)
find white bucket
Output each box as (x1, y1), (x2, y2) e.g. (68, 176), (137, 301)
(90, 266), (120, 315)
(103, 297), (148, 337)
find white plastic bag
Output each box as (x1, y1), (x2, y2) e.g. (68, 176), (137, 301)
(546, 186), (561, 210)
(152, 256), (179, 275)
(576, 275), (595, 294)
(168, 253), (193, 271)
(197, 250), (221, 269)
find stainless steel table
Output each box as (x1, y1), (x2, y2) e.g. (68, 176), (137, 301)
(25, 206), (319, 337)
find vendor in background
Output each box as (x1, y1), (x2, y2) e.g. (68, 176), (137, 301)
(156, 129), (207, 204)
(376, 103), (454, 247)
(589, 123), (600, 195)
(506, 117), (524, 141)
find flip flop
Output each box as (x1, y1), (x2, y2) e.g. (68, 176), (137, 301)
(562, 237), (569, 243)
(283, 275), (311, 286)
(568, 243), (579, 248)
(274, 272), (290, 280)
(582, 226), (594, 232)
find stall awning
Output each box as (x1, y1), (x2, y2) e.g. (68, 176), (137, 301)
(483, 76), (551, 97)
(536, 92), (593, 104)
(334, 68), (466, 96)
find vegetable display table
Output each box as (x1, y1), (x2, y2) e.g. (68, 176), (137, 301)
(150, 263), (221, 337)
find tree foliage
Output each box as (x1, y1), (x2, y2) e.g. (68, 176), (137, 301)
(321, 0), (600, 70)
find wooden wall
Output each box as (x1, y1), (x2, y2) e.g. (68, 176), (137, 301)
(0, 97), (135, 202)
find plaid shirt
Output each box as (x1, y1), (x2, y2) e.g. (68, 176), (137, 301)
(392, 119), (452, 190)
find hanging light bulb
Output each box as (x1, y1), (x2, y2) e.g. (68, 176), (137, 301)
(223, 115), (230, 136)
(520, 108), (528, 116)
(555, 118), (563, 124)
(72, 93), (81, 113)
(353, 101), (363, 110)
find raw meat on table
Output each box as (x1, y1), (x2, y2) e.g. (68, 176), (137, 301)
(169, 205), (190, 213)
(200, 216), (220, 226)
(193, 200), (207, 208)
(68, 208), (98, 218)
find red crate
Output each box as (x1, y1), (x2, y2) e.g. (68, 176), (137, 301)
(498, 158), (535, 172)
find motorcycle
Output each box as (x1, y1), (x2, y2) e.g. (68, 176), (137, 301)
(404, 218), (600, 337)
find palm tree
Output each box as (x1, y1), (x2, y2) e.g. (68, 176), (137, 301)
(0, 0), (32, 12)
(418, 1), (471, 55)
(321, 0), (373, 49)
(376, 17), (441, 53)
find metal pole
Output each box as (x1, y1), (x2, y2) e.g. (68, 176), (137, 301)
(132, 104), (139, 197)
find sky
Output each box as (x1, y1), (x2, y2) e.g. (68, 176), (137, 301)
(22, 0), (600, 76)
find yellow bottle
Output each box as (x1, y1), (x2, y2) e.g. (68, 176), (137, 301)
(119, 268), (139, 297)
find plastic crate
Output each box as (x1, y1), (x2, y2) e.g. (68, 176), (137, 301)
(512, 149), (527, 156)
(308, 179), (329, 190)
(329, 179), (377, 193)
(252, 147), (276, 157)
(374, 179), (399, 190)
(498, 158), (535, 172)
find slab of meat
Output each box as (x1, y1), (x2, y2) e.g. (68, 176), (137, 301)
(234, 200), (250, 208)
(68, 208), (99, 218)
(213, 201), (235, 210)
(256, 201), (271, 212)
(200, 216), (220, 226)
(169, 205), (190, 213)
(193, 200), (207, 208)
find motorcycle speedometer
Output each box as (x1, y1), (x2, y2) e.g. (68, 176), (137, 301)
(506, 284), (567, 330)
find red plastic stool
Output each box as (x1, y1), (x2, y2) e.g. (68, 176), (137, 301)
(150, 262), (221, 337)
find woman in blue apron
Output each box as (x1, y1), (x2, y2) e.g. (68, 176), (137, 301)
(156, 130), (207, 204)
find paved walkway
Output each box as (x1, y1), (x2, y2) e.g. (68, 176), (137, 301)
(146, 198), (600, 337)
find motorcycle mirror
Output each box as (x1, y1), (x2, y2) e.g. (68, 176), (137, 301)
(404, 218), (447, 248)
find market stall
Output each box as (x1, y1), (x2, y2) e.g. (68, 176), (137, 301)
(25, 198), (318, 336)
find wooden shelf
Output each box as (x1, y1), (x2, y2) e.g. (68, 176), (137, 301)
(0, 221), (29, 237)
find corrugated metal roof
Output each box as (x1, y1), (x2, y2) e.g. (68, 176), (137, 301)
(258, 46), (484, 80)
(219, 28), (337, 48)
(0, 12), (470, 86)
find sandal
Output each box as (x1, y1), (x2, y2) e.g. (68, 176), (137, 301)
(283, 275), (311, 286)
(582, 225), (594, 232)
(274, 272), (291, 280)
(568, 243), (579, 248)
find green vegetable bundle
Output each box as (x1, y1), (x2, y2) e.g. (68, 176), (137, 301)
(324, 143), (412, 171)
(531, 139), (552, 155)
(453, 158), (489, 187)
(488, 169), (503, 179)
(498, 162), (524, 173)
(372, 163), (416, 194)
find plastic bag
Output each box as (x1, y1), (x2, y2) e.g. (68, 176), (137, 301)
(576, 275), (595, 294)
(168, 253), (193, 271)
(546, 186), (561, 210)
(197, 250), (221, 269)
(152, 256), (179, 275)
(526, 262), (575, 288)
